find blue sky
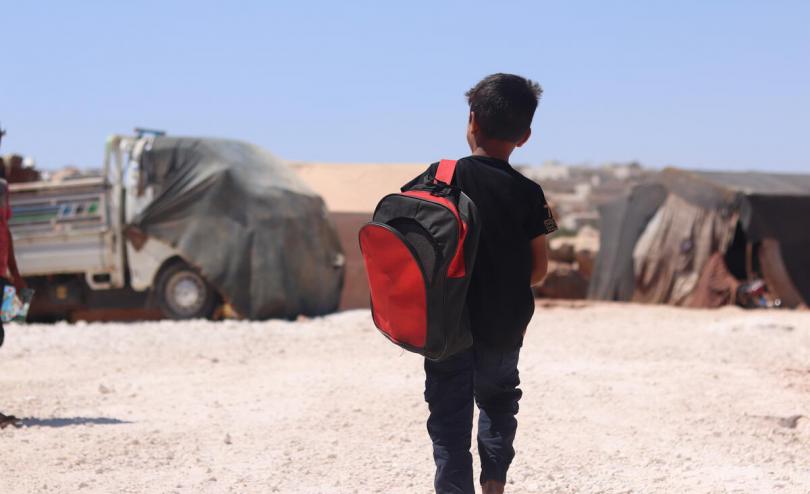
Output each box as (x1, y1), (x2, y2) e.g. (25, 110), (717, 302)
(2, 1), (809, 172)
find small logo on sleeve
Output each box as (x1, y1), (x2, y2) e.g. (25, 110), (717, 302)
(543, 204), (558, 232)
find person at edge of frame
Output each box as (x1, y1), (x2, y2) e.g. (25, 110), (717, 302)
(0, 127), (27, 429)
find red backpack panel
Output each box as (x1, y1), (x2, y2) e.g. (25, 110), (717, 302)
(359, 159), (480, 360)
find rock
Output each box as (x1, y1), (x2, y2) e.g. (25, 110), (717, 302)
(535, 265), (589, 299)
(777, 415), (804, 429)
(574, 249), (595, 279)
(548, 243), (576, 263)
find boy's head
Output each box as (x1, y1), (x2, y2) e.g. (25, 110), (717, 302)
(465, 73), (542, 151)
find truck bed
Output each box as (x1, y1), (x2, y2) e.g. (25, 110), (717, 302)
(10, 177), (115, 277)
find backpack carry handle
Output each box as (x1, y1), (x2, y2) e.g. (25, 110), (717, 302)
(434, 159), (457, 186)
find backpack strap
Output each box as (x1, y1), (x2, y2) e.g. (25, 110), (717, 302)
(434, 159), (458, 185)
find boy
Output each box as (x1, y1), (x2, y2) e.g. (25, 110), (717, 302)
(403, 74), (556, 494)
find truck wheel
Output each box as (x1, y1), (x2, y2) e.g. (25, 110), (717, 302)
(155, 262), (218, 320)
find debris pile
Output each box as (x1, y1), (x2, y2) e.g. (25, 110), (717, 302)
(535, 226), (598, 299)
(1, 154), (42, 183)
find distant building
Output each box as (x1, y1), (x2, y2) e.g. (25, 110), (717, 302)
(520, 161), (570, 181)
(519, 161), (652, 237)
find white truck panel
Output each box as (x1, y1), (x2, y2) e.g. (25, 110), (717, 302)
(16, 233), (109, 275)
(10, 177), (122, 287)
(127, 237), (180, 292)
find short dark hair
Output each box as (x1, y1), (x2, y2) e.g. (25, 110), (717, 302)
(465, 73), (542, 142)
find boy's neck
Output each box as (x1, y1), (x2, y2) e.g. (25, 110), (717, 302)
(470, 141), (515, 163)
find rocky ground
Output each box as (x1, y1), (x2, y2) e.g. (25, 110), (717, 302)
(1, 303), (809, 493)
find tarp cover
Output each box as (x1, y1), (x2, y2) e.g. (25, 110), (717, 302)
(587, 184), (667, 300)
(663, 169), (810, 304)
(631, 193), (737, 305)
(131, 137), (344, 319)
(590, 167), (810, 307)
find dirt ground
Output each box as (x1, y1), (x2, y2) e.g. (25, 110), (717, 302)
(1, 303), (809, 493)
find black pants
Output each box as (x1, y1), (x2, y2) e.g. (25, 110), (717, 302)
(424, 344), (522, 494)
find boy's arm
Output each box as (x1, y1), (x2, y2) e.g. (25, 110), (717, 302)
(530, 235), (549, 286)
(525, 184), (556, 286)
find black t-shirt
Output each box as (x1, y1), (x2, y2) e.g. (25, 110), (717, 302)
(403, 155), (557, 351)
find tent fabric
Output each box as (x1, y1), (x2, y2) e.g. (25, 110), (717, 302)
(770, 235), (810, 307)
(590, 167), (810, 307)
(587, 184), (667, 300)
(688, 170), (810, 196)
(631, 194), (737, 305)
(661, 168), (810, 242)
(739, 195), (810, 242)
(739, 195), (810, 305)
(758, 239), (806, 308)
(688, 252), (741, 308)
(132, 137), (344, 319)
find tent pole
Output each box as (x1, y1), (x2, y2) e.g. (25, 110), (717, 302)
(745, 242), (754, 280)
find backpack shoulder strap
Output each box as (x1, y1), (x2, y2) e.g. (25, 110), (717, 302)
(434, 159), (458, 185)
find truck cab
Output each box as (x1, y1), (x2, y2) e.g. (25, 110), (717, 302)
(10, 132), (220, 320)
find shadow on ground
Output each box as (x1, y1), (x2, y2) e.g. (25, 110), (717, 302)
(19, 417), (132, 428)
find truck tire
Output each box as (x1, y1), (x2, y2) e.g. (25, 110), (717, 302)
(155, 262), (219, 320)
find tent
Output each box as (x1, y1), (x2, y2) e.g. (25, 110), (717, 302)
(589, 168), (810, 308)
(133, 137), (344, 319)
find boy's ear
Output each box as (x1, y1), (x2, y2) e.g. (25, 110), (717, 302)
(515, 128), (532, 148)
(468, 111), (479, 132)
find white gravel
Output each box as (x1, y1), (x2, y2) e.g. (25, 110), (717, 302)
(1, 303), (809, 493)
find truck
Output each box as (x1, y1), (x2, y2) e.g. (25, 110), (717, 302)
(10, 131), (221, 320)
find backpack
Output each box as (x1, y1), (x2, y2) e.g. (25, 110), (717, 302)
(359, 159), (480, 361)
